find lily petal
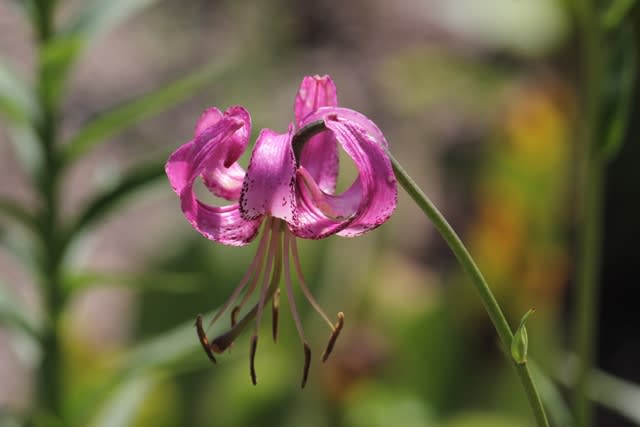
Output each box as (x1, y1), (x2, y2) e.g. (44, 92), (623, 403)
(181, 199), (262, 246)
(240, 126), (297, 223)
(295, 75), (338, 125)
(166, 108), (261, 245)
(194, 106), (251, 200)
(291, 108), (397, 238)
(295, 75), (340, 194)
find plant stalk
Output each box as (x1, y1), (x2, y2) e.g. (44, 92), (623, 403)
(389, 154), (550, 427)
(574, 0), (604, 425)
(34, 0), (65, 420)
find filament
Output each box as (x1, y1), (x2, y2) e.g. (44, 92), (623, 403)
(284, 231), (312, 388)
(250, 219), (281, 385)
(207, 217), (272, 330)
(289, 234), (335, 329)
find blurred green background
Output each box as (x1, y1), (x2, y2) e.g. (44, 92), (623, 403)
(0, 0), (638, 426)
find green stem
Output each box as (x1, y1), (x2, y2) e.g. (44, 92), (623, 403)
(574, 154), (605, 427)
(292, 119), (549, 425)
(389, 154), (549, 427)
(574, 0), (604, 425)
(34, 0), (65, 421)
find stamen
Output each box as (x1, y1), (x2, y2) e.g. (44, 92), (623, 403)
(289, 235), (335, 329)
(272, 288), (280, 342)
(302, 342), (311, 388)
(230, 306), (240, 328)
(284, 231), (312, 387)
(195, 314), (216, 363)
(297, 167), (345, 220)
(207, 218), (273, 330)
(321, 312), (344, 362)
(209, 235), (283, 355)
(249, 334), (258, 385)
(250, 219), (282, 385)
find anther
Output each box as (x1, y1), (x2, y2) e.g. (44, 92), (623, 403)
(195, 315), (216, 364)
(301, 342), (311, 388)
(210, 333), (234, 354)
(250, 335), (258, 385)
(231, 306), (240, 328)
(272, 288), (280, 342)
(321, 312), (344, 363)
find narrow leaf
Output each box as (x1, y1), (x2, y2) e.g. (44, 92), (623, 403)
(90, 376), (155, 427)
(63, 270), (205, 294)
(39, 35), (83, 110)
(10, 0), (38, 26)
(0, 197), (39, 235)
(69, 311), (216, 426)
(63, 58), (240, 164)
(0, 55), (38, 125)
(602, 0), (638, 29)
(556, 354), (640, 424)
(597, 22), (637, 160)
(0, 280), (40, 339)
(63, 157), (166, 243)
(64, 0), (158, 43)
(529, 362), (574, 427)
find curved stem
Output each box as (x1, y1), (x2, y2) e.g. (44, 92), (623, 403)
(389, 154), (550, 427)
(292, 116), (549, 426)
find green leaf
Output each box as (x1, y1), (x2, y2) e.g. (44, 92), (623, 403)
(556, 354), (640, 424)
(0, 55), (38, 125)
(5, 124), (43, 179)
(0, 197), (39, 235)
(39, 35), (84, 109)
(10, 0), (38, 25)
(63, 58), (240, 164)
(0, 280), (41, 339)
(63, 157), (166, 244)
(64, 0), (159, 43)
(0, 410), (25, 427)
(597, 22), (637, 160)
(90, 375), (156, 427)
(529, 362), (574, 427)
(63, 270), (205, 295)
(602, 0), (638, 29)
(68, 312), (214, 426)
(511, 308), (535, 364)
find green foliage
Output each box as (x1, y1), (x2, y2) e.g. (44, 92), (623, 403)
(63, 157), (167, 242)
(511, 308), (535, 364)
(63, 58), (242, 164)
(68, 312), (212, 426)
(597, 21), (637, 160)
(0, 56), (38, 125)
(0, 280), (40, 339)
(39, 35), (83, 110)
(0, 198), (39, 236)
(602, 0), (638, 29)
(63, 0), (159, 42)
(62, 270), (206, 295)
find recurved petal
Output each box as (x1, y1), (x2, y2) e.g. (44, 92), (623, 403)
(295, 75), (340, 193)
(292, 168), (362, 239)
(240, 126), (297, 223)
(291, 109), (397, 238)
(167, 106), (251, 202)
(181, 197), (262, 246)
(166, 110), (261, 245)
(294, 75), (338, 126)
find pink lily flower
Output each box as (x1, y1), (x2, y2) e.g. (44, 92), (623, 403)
(165, 75), (397, 387)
